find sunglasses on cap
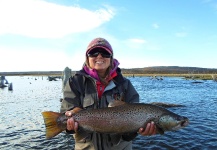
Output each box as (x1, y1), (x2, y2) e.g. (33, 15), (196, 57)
(87, 48), (112, 58)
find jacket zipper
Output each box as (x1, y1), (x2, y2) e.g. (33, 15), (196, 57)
(91, 79), (100, 109)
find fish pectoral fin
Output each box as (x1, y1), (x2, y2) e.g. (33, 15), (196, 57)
(108, 100), (126, 107)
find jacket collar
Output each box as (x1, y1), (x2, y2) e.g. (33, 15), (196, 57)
(83, 59), (120, 81)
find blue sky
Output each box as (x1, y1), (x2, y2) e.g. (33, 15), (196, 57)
(0, 0), (217, 71)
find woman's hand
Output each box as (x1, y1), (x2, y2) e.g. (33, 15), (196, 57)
(138, 121), (156, 136)
(65, 107), (82, 132)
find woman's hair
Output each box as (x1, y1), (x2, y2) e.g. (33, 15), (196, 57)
(85, 56), (114, 85)
(85, 37), (114, 85)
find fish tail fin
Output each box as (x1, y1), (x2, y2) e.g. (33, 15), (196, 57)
(41, 111), (64, 139)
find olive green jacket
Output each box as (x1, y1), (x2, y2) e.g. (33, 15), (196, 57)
(60, 68), (139, 150)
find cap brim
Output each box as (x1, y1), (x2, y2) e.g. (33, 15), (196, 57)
(87, 46), (112, 55)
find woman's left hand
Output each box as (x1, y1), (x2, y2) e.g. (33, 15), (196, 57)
(138, 121), (156, 136)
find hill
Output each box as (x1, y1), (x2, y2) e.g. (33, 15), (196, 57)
(121, 66), (217, 74)
(0, 66), (217, 76)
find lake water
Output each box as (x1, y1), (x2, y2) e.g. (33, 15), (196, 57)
(0, 76), (217, 150)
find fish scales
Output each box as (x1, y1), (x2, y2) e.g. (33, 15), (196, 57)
(42, 101), (189, 139)
(72, 103), (179, 133)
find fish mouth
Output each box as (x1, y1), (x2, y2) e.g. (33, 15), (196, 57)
(180, 119), (189, 127)
(172, 118), (189, 130)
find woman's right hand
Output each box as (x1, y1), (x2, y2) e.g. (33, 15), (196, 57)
(65, 107), (82, 132)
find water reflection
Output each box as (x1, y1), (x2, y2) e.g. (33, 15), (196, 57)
(0, 76), (217, 149)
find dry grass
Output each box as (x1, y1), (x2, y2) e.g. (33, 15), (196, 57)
(0, 71), (215, 80)
(123, 73), (214, 80)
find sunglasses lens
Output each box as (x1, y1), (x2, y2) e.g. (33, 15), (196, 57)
(88, 52), (99, 57)
(88, 49), (112, 58)
(101, 53), (111, 58)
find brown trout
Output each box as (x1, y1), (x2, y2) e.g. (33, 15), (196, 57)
(42, 101), (189, 140)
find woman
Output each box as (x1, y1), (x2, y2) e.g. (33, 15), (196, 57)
(60, 37), (156, 150)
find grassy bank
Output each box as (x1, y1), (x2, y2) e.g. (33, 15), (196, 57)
(122, 73), (215, 80)
(1, 72), (215, 80)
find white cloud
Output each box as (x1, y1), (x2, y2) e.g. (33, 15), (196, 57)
(121, 38), (160, 51)
(128, 38), (147, 44)
(0, 0), (115, 38)
(0, 46), (84, 71)
(175, 32), (188, 37)
(152, 23), (159, 29)
(121, 38), (147, 50)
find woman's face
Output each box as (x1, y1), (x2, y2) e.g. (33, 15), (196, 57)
(87, 48), (112, 74)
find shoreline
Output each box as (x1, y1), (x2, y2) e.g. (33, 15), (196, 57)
(0, 71), (215, 80)
(0, 71), (64, 76)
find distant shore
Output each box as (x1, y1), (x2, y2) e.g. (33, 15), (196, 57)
(1, 66), (217, 78)
(0, 71), (216, 80)
(0, 71), (63, 76)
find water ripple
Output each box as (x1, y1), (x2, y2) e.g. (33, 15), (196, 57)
(0, 76), (217, 149)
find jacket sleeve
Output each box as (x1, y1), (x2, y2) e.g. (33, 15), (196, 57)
(124, 79), (139, 103)
(60, 78), (82, 113)
(122, 79), (139, 141)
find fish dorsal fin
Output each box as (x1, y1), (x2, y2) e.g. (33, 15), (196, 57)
(108, 100), (126, 107)
(72, 107), (83, 114)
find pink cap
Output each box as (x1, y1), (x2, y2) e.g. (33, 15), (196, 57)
(86, 38), (113, 55)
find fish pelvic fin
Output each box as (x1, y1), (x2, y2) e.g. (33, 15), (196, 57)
(108, 100), (126, 107)
(41, 111), (64, 139)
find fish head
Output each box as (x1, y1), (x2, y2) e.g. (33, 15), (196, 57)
(156, 114), (189, 134)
